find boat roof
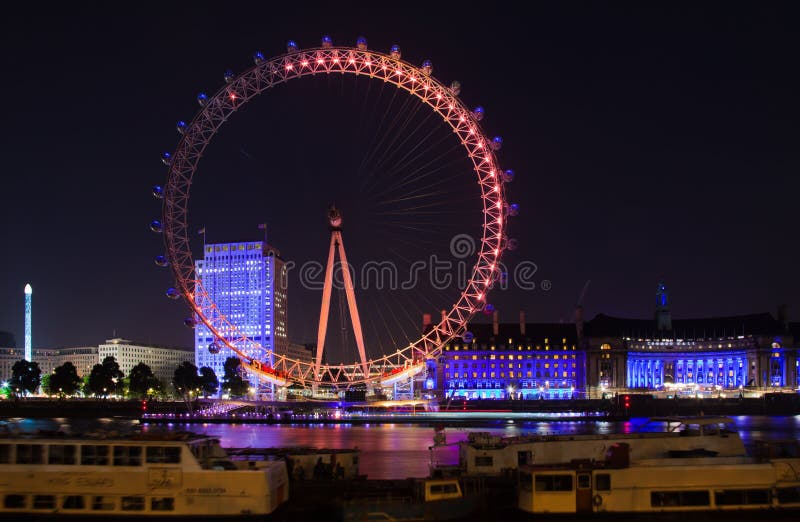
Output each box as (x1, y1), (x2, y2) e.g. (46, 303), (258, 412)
(0, 429), (218, 444)
(646, 416), (735, 426)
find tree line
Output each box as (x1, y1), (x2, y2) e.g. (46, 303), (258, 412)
(1, 356), (252, 400)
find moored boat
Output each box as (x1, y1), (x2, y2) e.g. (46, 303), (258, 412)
(518, 442), (800, 515)
(0, 429), (288, 518)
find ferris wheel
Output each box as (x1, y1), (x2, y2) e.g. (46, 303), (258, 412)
(150, 36), (516, 390)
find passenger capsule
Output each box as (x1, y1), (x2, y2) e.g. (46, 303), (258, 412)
(356, 36), (368, 50)
(491, 136), (503, 151)
(450, 81), (461, 96)
(421, 60), (433, 75)
(253, 51), (265, 64)
(197, 93), (208, 106)
(165, 287), (180, 299)
(506, 238), (519, 251)
(176, 120), (187, 134)
(390, 45), (401, 59)
(223, 69), (235, 83)
(499, 271), (509, 283)
(286, 40), (299, 53)
(502, 169), (515, 183)
(483, 303), (496, 315)
(507, 203), (519, 217)
(160, 152), (172, 166)
(149, 220), (163, 233)
(462, 331), (474, 343)
(154, 255), (169, 267)
(208, 341), (221, 354)
(473, 106), (484, 121)
(321, 35), (333, 48)
(183, 317), (196, 329)
(152, 185), (164, 199)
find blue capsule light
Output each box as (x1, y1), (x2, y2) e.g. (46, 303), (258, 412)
(176, 120), (187, 134)
(166, 287), (180, 299)
(152, 185), (164, 199)
(508, 203), (520, 217)
(421, 59), (433, 75)
(462, 331), (474, 343)
(150, 220), (163, 233)
(483, 303), (496, 315)
(390, 45), (401, 59)
(253, 51), (265, 64)
(286, 40), (298, 52)
(197, 93), (208, 106)
(491, 136), (503, 151)
(154, 255), (169, 267)
(160, 152), (172, 165)
(473, 106), (485, 121)
(321, 35), (333, 48)
(502, 169), (515, 183)
(356, 36), (368, 50)
(223, 69), (235, 83)
(208, 342), (221, 354)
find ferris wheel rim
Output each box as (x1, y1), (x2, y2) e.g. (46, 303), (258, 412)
(160, 44), (510, 388)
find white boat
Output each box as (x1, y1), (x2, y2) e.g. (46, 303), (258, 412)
(0, 430), (288, 518)
(518, 442), (800, 515)
(438, 416), (745, 476)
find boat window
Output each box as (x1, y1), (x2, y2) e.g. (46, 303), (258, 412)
(517, 451), (532, 466)
(535, 474), (573, 492)
(776, 487), (800, 504)
(48, 445), (77, 465)
(16, 444), (44, 464)
(33, 495), (55, 509)
(651, 490), (709, 507)
(577, 474), (591, 489)
(92, 496), (115, 510)
(62, 495), (85, 509)
(715, 489), (770, 505)
(429, 483), (459, 495)
(113, 446), (143, 466)
(151, 497), (176, 511)
(81, 445), (110, 465)
(474, 456), (493, 467)
(595, 474), (611, 491)
(121, 496), (145, 511)
(3, 494), (26, 509)
(146, 446), (181, 464)
(519, 472), (533, 492)
(0, 444), (11, 464)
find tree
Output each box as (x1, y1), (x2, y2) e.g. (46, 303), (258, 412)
(102, 356), (125, 395)
(41, 373), (53, 396)
(222, 357), (250, 397)
(198, 366), (219, 397)
(128, 362), (161, 398)
(9, 359), (41, 396)
(86, 356), (125, 397)
(50, 362), (81, 397)
(173, 361), (201, 397)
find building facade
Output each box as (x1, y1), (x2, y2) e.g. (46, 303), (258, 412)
(34, 346), (98, 377)
(439, 312), (585, 399)
(194, 241), (288, 383)
(98, 338), (194, 387)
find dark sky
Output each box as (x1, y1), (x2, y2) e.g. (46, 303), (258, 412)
(1, 3), (798, 354)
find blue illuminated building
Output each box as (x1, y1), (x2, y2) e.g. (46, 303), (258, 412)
(440, 312), (585, 400)
(194, 241), (287, 384)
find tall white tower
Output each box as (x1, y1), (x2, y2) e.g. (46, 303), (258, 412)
(24, 283), (32, 362)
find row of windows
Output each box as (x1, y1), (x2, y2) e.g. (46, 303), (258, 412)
(448, 362), (577, 369)
(0, 444), (180, 466)
(451, 354), (578, 361)
(3, 494), (174, 512)
(447, 345), (576, 352)
(448, 371), (578, 379)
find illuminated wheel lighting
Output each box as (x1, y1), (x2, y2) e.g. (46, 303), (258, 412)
(160, 41), (512, 389)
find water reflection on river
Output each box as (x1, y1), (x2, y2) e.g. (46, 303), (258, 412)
(144, 415), (800, 479)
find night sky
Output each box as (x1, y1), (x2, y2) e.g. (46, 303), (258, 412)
(1, 3), (798, 356)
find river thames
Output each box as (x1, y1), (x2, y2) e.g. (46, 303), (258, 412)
(7, 415), (799, 479)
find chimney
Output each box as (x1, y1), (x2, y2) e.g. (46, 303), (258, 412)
(422, 313), (432, 334)
(519, 310), (526, 336)
(493, 310), (499, 336)
(777, 304), (788, 331)
(575, 305), (584, 342)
